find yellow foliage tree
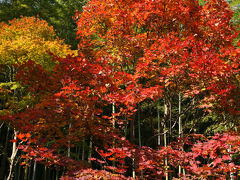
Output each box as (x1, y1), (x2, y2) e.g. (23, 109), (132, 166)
(0, 17), (78, 179)
(0, 16), (77, 115)
(0, 16), (76, 70)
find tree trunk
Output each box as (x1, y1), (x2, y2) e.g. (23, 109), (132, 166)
(32, 161), (37, 180)
(68, 123), (72, 158)
(157, 101), (161, 146)
(0, 122), (4, 134)
(87, 139), (92, 163)
(55, 170), (59, 180)
(138, 105), (143, 178)
(7, 129), (18, 180)
(82, 139), (85, 160)
(130, 118), (135, 143)
(124, 116), (128, 137)
(112, 103), (116, 167)
(229, 145), (234, 180)
(112, 102), (115, 129)
(27, 162), (32, 180)
(192, 98), (197, 133)
(138, 105), (141, 147)
(12, 161), (18, 180)
(43, 165), (47, 180)
(168, 98), (172, 140)
(24, 165), (28, 180)
(132, 158), (136, 179)
(163, 100), (168, 180)
(76, 146), (80, 160)
(130, 115), (135, 178)
(178, 93), (182, 176)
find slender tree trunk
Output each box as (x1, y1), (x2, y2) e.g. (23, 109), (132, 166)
(178, 94), (186, 177)
(183, 167), (186, 176)
(138, 105), (143, 178)
(55, 170), (59, 180)
(168, 99), (172, 140)
(88, 139), (92, 163)
(43, 165), (47, 180)
(7, 65), (19, 180)
(178, 93), (182, 176)
(138, 105), (141, 147)
(157, 101), (161, 146)
(130, 115), (135, 178)
(68, 123), (72, 158)
(24, 165), (28, 180)
(82, 139), (85, 160)
(7, 129), (18, 180)
(130, 115), (135, 179)
(12, 160), (18, 180)
(12, 163), (17, 180)
(44, 166), (48, 180)
(8, 65), (12, 82)
(132, 158), (136, 179)
(112, 103), (116, 167)
(112, 102), (115, 129)
(229, 145), (234, 180)
(192, 98), (197, 133)
(124, 116), (128, 137)
(163, 100), (168, 180)
(76, 146), (80, 160)
(168, 98), (172, 180)
(32, 161), (37, 180)
(130, 118), (135, 143)
(0, 122), (4, 134)
(226, 118), (234, 180)
(27, 162), (32, 180)
(164, 124), (168, 180)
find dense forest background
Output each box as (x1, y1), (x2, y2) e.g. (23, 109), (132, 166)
(0, 0), (240, 180)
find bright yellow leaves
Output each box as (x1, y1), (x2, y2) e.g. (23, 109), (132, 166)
(0, 16), (76, 70)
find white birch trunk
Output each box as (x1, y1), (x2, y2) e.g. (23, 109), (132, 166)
(163, 101), (168, 180)
(178, 93), (182, 176)
(7, 129), (18, 180)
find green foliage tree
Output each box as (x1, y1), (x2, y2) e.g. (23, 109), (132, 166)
(228, 0), (240, 45)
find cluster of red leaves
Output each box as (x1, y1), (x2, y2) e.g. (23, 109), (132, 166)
(8, 52), (133, 176)
(61, 169), (133, 180)
(82, 132), (239, 179)
(75, 0), (240, 112)
(168, 133), (240, 179)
